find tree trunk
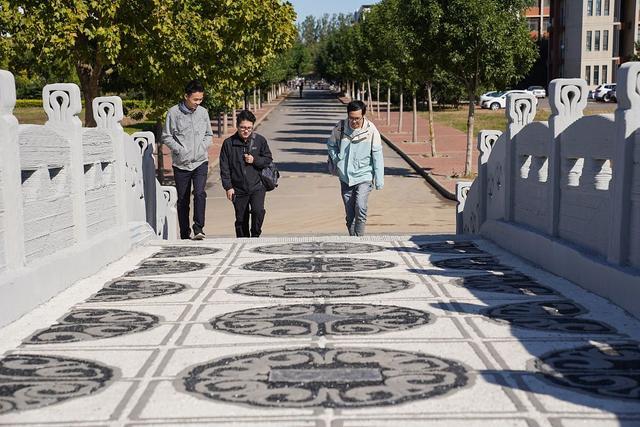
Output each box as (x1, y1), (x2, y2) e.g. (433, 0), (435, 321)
(253, 88), (257, 110)
(386, 86), (391, 126)
(351, 81), (355, 100)
(367, 78), (372, 112)
(76, 62), (102, 127)
(258, 88), (262, 109)
(465, 89), (475, 176)
(223, 111), (228, 135)
(412, 89), (417, 143)
(427, 82), (437, 157)
(232, 107), (237, 129)
(376, 81), (380, 118)
(397, 85), (403, 133)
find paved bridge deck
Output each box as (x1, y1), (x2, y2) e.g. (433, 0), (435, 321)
(1, 236), (639, 426)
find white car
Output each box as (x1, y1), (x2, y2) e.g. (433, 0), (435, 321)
(479, 90), (503, 105)
(593, 84), (616, 102)
(527, 85), (546, 98)
(481, 90), (536, 110)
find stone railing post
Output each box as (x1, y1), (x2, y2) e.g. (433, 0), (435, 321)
(0, 70), (25, 270)
(93, 96), (128, 227)
(132, 131), (158, 232)
(456, 182), (473, 234)
(608, 62), (640, 265)
(548, 79), (587, 236)
(162, 186), (178, 240)
(477, 130), (502, 227)
(43, 83), (86, 242)
(504, 93), (537, 222)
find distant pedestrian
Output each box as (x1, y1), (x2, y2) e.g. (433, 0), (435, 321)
(161, 79), (213, 240)
(327, 100), (384, 236)
(299, 81), (304, 98)
(219, 110), (274, 238)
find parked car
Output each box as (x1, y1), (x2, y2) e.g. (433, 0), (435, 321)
(593, 84), (616, 102)
(479, 90), (503, 105)
(527, 85), (547, 98)
(481, 90), (536, 110)
(609, 89), (617, 103)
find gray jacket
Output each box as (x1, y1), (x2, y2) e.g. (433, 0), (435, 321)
(161, 103), (214, 171)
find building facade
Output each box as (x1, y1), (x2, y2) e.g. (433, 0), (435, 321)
(548, 0), (640, 88)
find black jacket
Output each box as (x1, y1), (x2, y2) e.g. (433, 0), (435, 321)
(219, 132), (273, 194)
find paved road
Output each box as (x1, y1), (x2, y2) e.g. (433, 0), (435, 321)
(205, 90), (455, 237)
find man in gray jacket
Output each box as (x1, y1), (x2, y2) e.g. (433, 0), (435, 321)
(161, 80), (214, 240)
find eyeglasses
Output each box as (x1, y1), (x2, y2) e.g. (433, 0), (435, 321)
(347, 116), (363, 123)
(239, 126), (253, 132)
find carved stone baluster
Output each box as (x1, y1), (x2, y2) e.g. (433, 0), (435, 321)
(504, 93), (536, 222)
(456, 182), (473, 235)
(477, 130), (502, 227)
(0, 70), (25, 269)
(548, 79), (587, 237)
(43, 83), (87, 242)
(608, 62), (640, 265)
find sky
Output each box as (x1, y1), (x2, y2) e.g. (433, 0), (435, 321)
(287, 0), (380, 23)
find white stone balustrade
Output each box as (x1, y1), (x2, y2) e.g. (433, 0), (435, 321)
(457, 62), (640, 316)
(0, 71), (177, 327)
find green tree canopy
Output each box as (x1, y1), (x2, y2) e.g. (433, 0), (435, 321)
(2, 0), (296, 124)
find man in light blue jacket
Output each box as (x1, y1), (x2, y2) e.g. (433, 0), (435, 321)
(327, 100), (384, 236)
(161, 80), (214, 240)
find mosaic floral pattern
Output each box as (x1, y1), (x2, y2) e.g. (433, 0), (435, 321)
(482, 300), (617, 334)
(242, 257), (396, 273)
(432, 256), (512, 273)
(87, 279), (186, 302)
(24, 309), (160, 344)
(418, 241), (487, 255)
(451, 273), (559, 296)
(151, 246), (221, 258)
(181, 347), (469, 408)
(0, 354), (113, 414)
(534, 342), (640, 401)
(252, 242), (385, 255)
(125, 260), (208, 277)
(211, 303), (432, 337)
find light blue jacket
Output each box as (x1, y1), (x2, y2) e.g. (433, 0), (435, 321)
(327, 118), (384, 189)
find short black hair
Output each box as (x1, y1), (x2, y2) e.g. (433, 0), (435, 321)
(236, 109), (256, 125)
(347, 100), (366, 115)
(185, 79), (205, 95)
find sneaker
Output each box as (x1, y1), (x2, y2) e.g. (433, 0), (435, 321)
(193, 231), (205, 240)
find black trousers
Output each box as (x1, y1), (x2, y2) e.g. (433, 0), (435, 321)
(233, 190), (266, 237)
(173, 162), (208, 239)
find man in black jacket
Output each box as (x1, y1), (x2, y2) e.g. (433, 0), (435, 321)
(219, 110), (273, 237)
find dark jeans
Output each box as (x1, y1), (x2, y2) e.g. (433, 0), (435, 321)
(173, 162), (208, 239)
(233, 190), (266, 237)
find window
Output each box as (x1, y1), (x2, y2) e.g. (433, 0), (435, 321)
(594, 65), (600, 85)
(587, 0), (593, 16)
(586, 66), (591, 85)
(595, 0), (601, 15)
(603, 30), (609, 50)
(527, 18), (539, 34)
(602, 65), (608, 84)
(604, 0), (610, 15)
(586, 31), (593, 51)
(595, 30), (601, 51)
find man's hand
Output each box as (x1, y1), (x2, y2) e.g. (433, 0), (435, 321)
(226, 189), (235, 201)
(244, 153), (254, 164)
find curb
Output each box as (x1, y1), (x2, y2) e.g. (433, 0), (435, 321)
(335, 94), (456, 201)
(378, 133), (456, 201)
